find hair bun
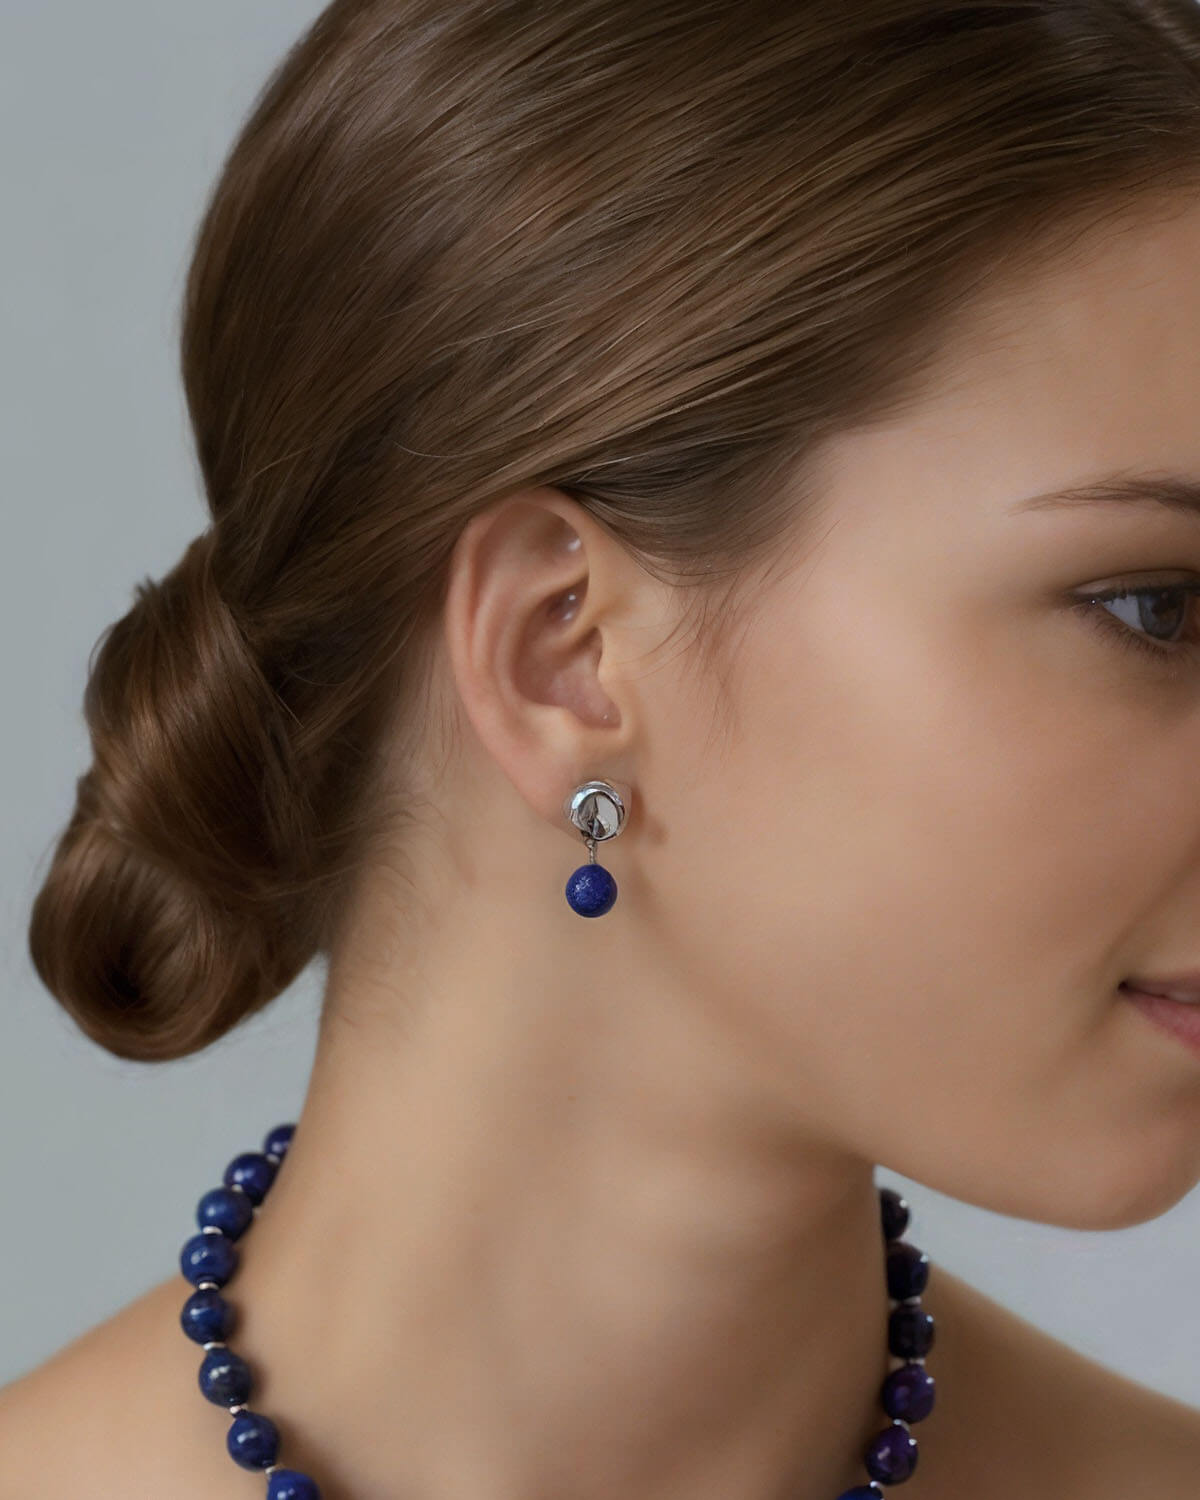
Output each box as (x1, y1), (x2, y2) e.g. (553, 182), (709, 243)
(28, 531), (317, 1061)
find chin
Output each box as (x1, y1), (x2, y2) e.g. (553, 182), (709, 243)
(1034, 1146), (1200, 1233)
(902, 1125), (1200, 1235)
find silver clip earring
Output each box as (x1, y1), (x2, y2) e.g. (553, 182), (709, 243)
(562, 778), (630, 917)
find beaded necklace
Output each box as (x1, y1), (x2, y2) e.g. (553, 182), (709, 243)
(179, 1124), (936, 1499)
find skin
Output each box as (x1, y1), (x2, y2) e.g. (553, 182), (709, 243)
(8, 193), (1200, 1499)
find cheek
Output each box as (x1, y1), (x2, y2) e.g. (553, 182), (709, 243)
(649, 606), (1200, 1225)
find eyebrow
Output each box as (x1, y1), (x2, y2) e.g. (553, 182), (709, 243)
(1013, 471), (1200, 520)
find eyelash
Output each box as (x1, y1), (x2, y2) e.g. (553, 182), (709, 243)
(1070, 579), (1200, 678)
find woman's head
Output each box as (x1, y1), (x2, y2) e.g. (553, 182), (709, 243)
(30, 1), (1200, 1228)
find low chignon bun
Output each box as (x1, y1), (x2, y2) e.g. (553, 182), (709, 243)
(28, 532), (324, 1062)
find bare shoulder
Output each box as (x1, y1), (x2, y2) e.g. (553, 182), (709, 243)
(927, 1265), (1200, 1499)
(0, 1289), (149, 1473)
(0, 1274), (238, 1500)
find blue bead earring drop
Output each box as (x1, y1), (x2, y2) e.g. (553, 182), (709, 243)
(562, 777), (629, 916)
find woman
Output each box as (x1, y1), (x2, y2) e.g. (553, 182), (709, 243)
(5, 1), (1200, 1495)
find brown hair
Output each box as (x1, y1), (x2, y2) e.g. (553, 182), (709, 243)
(29, 0), (1200, 1062)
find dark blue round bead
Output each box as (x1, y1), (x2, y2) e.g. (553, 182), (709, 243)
(180, 1287), (235, 1345)
(196, 1185), (255, 1240)
(834, 1487), (883, 1500)
(263, 1123), (296, 1159)
(180, 1230), (238, 1288)
(227, 1409), (280, 1469)
(882, 1361), (936, 1423)
(864, 1421), (919, 1484)
(565, 862), (617, 916)
(885, 1240), (930, 1301)
(223, 1151), (278, 1205)
(267, 1470), (323, 1500)
(878, 1185), (910, 1242)
(888, 1302), (935, 1359)
(199, 1346), (252, 1406)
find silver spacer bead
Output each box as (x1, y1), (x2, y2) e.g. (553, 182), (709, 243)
(202, 1341), (226, 1351)
(264, 1153), (281, 1165)
(201, 1225), (224, 1235)
(196, 1281), (219, 1291)
(229, 1182), (249, 1196)
(228, 1403), (247, 1415)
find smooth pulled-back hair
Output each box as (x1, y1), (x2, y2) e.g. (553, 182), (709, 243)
(29, 0), (1200, 1062)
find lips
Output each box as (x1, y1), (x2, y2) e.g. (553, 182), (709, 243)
(1121, 984), (1200, 1059)
(1120, 975), (1200, 1005)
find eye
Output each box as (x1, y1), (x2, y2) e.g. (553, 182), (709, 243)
(1070, 578), (1200, 674)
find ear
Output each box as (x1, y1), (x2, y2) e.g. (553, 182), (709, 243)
(441, 487), (665, 830)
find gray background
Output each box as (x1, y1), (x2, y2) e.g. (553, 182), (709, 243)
(2, 0), (1198, 1404)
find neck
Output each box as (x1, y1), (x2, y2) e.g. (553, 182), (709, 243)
(230, 867), (904, 1500)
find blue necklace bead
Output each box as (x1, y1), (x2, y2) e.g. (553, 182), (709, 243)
(564, 861), (618, 916)
(223, 1151), (279, 1204)
(197, 1184), (255, 1239)
(887, 1302), (935, 1360)
(199, 1345), (253, 1406)
(879, 1186), (910, 1242)
(180, 1228), (238, 1287)
(228, 1408), (281, 1469)
(884, 1239), (930, 1301)
(180, 1286), (235, 1345)
(264, 1123), (296, 1157)
(881, 1361), (937, 1423)
(864, 1419), (920, 1484)
(178, 1131), (932, 1500)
